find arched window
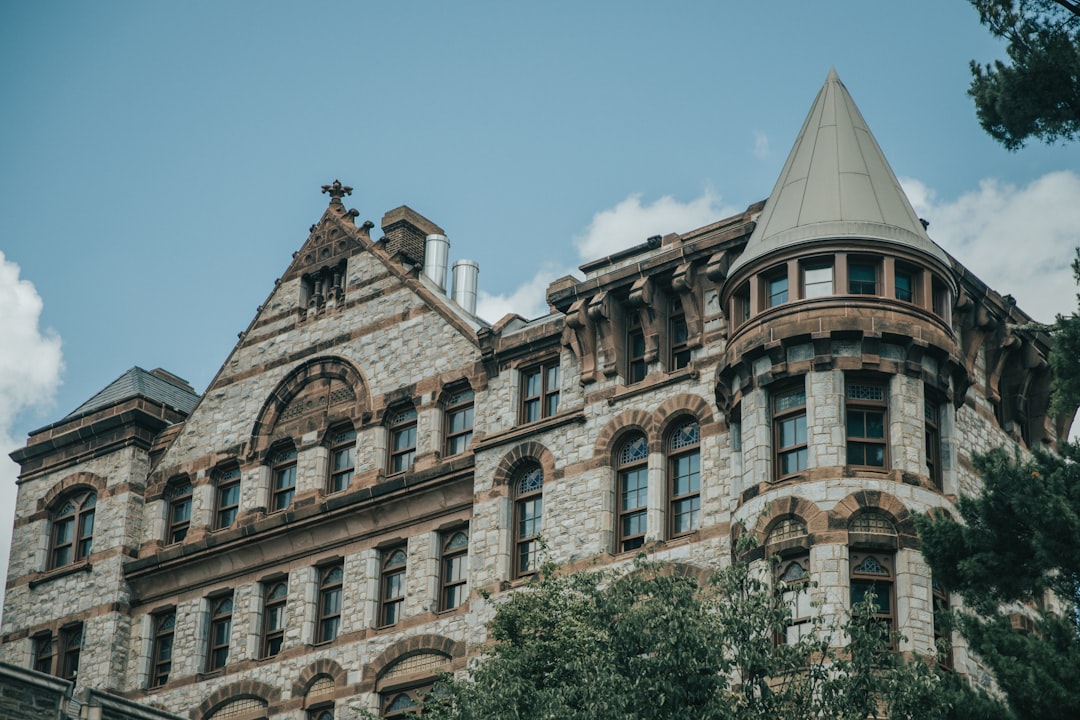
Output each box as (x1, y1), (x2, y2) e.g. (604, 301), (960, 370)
(206, 697), (267, 720)
(327, 425), (356, 493)
(165, 478), (192, 544)
(383, 692), (420, 718)
(150, 611), (175, 686)
(616, 434), (648, 552)
(213, 465), (241, 530)
(207, 594), (233, 671)
(262, 581), (287, 657)
(388, 408), (418, 474)
(849, 511), (897, 638)
(379, 549), (407, 627)
(306, 674), (335, 719)
(513, 465), (544, 578)
(270, 443), (298, 511)
(50, 490), (96, 569)
(444, 389), (474, 456)
(317, 565), (343, 642)
(440, 529), (469, 611)
(767, 517), (810, 645)
(668, 420), (701, 538)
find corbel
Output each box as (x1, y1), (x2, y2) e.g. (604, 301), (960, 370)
(627, 277), (662, 363)
(587, 291), (619, 377)
(563, 298), (598, 384)
(705, 251), (731, 283)
(672, 261), (705, 348)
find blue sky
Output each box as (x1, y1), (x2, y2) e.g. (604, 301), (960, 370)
(2, 2), (1079, 614)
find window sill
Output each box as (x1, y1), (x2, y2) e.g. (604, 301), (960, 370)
(472, 409), (585, 452)
(607, 367), (699, 404)
(29, 560), (92, 589)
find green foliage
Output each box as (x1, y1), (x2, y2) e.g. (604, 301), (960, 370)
(1050, 249), (1080, 418)
(367, 545), (1006, 720)
(966, 1), (1080, 149)
(918, 440), (1080, 720)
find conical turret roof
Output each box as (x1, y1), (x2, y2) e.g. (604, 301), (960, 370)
(728, 68), (949, 277)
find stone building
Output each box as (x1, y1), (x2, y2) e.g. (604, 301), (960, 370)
(2, 69), (1072, 719)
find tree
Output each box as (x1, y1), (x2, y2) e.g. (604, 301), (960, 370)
(966, 0), (1080, 149)
(369, 543), (1006, 720)
(917, 250), (1080, 720)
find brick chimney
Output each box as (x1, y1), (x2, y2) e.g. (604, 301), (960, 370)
(380, 206), (445, 267)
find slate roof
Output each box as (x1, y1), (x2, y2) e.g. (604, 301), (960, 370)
(65, 367), (200, 419)
(729, 68), (950, 277)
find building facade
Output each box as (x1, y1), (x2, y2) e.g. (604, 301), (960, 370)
(2, 70), (1071, 719)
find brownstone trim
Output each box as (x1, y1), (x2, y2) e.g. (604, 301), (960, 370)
(594, 410), (653, 460)
(753, 496), (828, 542)
(39, 472), (107, 512)
(249, 356), (370, 461)
(292, 659), (348, 700)
(361, 634), (465, 690)
(828, 491), (918, 549)
(191, 679), (280, 720)
(653, 394), (714, 440)
(492, 442), (557, 488)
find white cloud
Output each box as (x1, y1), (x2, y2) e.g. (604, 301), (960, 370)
(475, 264), (573, 323)
(753, 130), (770, 159)
(0, 252), (64, 623)
(573, 190), (739, 261)
(901, 171), (1080, 324)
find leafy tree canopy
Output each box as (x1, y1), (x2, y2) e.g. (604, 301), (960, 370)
(967, 0), (1080, 149)
(375, 547), (1006, 720)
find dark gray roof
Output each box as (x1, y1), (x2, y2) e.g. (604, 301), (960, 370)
(65, 367), (200, 419)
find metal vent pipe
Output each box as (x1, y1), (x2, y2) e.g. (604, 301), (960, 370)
(423, 234), (450, 291)
(451, 259), (479, 315)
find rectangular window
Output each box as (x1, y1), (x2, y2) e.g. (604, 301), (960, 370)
(150, 612), (175, 687)
(214, 468), (241, 530)
(33, 632), (54, 675)
(520, 360), (560, 424)
(848, 260), (879, 295)
(925, 397), (942, 489)
(618, 465), (648, 552)
(626, 314), (647, 384)
(444, 390), (474, 456)
(207, 594), (233, 671)
(669, 299), (691, 370)
(59, 624), (82, 681)
(379, 547), (407, 627)
(894, 265), (916, 303)
(846, 382), (888, 468)
(932, 277), (951, 321)
(774, 386), (808, 478)
(777, 556), (812, 644)
(733, 282), (751, 325)
(802, 262), (834, 299)
(316, 566), (343, 643)
(328, 428), (356, 493)
(767, 273), (789, 307)
(271, 447), (298, 511)
(166, 481), (192, 544)
(850, 552), (896, 636)
(388, 409), (418, 474)
(440, 529), (469, 611)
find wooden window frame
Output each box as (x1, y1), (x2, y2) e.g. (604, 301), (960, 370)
(308, 709), (335, 720)
(519, 360), (560, 424)
(766, 270), (789, 307)
(379, 547), (407, 627)
(382, 686), (429, 718)
(668, 420), (701, 538)
(733, 282), (751, 326)
(775, 553), (812, 645)
(165, 479), (192, 545)
(150, 611), (175, 687)
(801, 260), (834, 299)
(925, 395), (942, 489)
(327, 426), (356, 494)
(58, 624), (82, 681)
(262, 581), (288, 657)
(444, 389), (474, 457)
(440, 528), (469, 611)
(616, 434), (649, 553)
(933, 579), (953, 669)
(669, 298), (690, 370)
(849, 551), (896, 637)
(206, 594), (233, 672)
(773, 384), (808, 480)
(270, 445), (298, 512)
(513, 465), (544, 578)
(894, 263), (919, 303)
(626, 313), (647, 384)
(846, 380), (889, 469)
(847, 257), (880, 295)
(33, 631), (54, 675)
(214, 467), (241, 530)
(316, 565), (343, 643)
(49, 491), (96, 569)
(388, 408), (418, 475)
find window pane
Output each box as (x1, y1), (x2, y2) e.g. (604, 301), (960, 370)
(803, 264), (833, 297)
(849, 263), (877, 294)
(768, 275), (788, 306)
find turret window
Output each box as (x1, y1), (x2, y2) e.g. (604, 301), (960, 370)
(773, 386), (808, 479)
(802, 261), (834, 298)
(846, 381), (888, 468)
(767, 272), (789, 307)
(848, 260), (879, 295)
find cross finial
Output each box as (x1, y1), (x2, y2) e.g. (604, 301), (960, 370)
(321, 179), (352, 205)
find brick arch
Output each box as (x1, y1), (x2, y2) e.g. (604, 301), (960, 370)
(492, 442), (557, 488)
(593, 409), (653, 462)
(39, 472), (107, 512)
(192, 680), (281, 720)
(361, 634), (465, 690)
(249, 356), (369, 461)
(829, 490), (919, 548)
(752, 496), (828, 541)
(292, 658), (348, 699)
(653, 394), (714, 442)
(627, 560), (712, 586)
